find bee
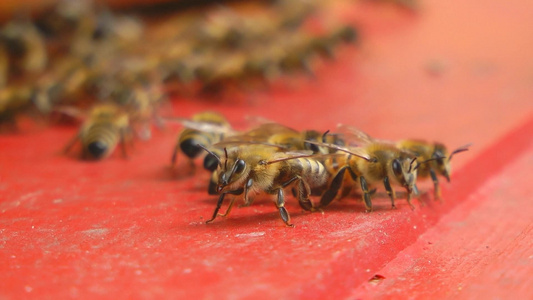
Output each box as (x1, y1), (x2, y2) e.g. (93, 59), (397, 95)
(200, 144), (329, 227)
(95, 71), (167, 140)
(0, 85), (33, 130)
(31, 57), (93, 113)
(309, 25), (358, 59)
(0, 18), (47, 77)
(0, 47), (8, 88)
(63, 104), (131, 160)
(312, 128), (419, 212)
(171, 111), (234, 172)
(395, 140), (471, 200)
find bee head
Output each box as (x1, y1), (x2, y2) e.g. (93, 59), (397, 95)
(217, 148), (249, 193)
(432, 143), (450, 181)
(303, 130), (322, 153)
(391, 154), (418, 191)
(432, 142), (471, 182)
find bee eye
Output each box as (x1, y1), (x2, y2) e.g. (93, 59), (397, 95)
(392, 159), (402, 177)
(234, 159), (246, 173)
(304, 142), (320, 153)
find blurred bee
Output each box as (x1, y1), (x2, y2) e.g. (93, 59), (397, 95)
(96, 71), (167, 140)
(63, 103), (131, 160)
(0, 18), (47, 77)
(0, 85), (33, 130)
(170, 111), (234, 172)
(275, 25), (357, 76)
(309, 25), (358, 58)
(200, 144), (329, 227)
(31, 57), (93, 114)
(395, 140), (471, 200)
(312, 127), (419, 212)
(0, 47), (8, 88)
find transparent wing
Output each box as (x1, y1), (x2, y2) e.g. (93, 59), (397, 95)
(164, 117), (236, 135)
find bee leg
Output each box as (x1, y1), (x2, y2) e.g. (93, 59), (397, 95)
(412, 184), (426, 207)
(170, 146), (179, 167)
(360, 176), (373, 212)
(119, 128), (129, 159)
(383, 176), (396, 209)
(406, 188), (415, 210)
(319, 166), (348, 208)
(295, 177), (314, 212)
(63, 132), (80, 155)
(206, 188), (243, 224)
(218, 197), (236, 217)
(291, 188), (298, 198)
(413, 184), (420, 196)
(275, 188), (294, 227)
(207, 172), (218, 195)
(429, 168), (442, 202)
(281, 176), (314, 212)
(206, 193), (226, 224)
(241, 178), (254, 207)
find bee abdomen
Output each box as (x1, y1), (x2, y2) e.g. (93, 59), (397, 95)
(83, 123), (118, 159)
(295, 158), (328, 187)
(178, 129), (218, 159)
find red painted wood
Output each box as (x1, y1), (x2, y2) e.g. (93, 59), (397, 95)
(1, 0), (533, 299)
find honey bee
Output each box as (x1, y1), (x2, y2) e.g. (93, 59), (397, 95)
(0, 47), (8, 88)
(0, 85), (33, 129)
(171, 111), (234, 172)
(63, 104), (131, 160)
(31, 57), (92, 113)
(0, 18), (47, 76)
(309, 25), (358, 58)
(312, 128), (419, 212)
(395, 140), (471, 200)
(200, 144), (329, 226)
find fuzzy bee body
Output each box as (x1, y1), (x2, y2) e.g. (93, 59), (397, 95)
(65, 104), (130, 160)
(396, 140), (470, 200)
(204, 144), (329, 226)
(313, 129), (419, 212)
(172, 111), (232, 172)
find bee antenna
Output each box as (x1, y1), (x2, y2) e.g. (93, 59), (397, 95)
(322, 130), (330, 143)
(224, 147), (228, 170)
(414, 156), (445, 170)
(197, 144), (221, 167)
(408, 157), (418, 173)
(448, 143), (472, 162)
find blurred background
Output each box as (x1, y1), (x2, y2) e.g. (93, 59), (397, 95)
(0, 0), (531, 299)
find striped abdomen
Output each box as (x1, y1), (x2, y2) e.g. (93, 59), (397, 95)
(81, 122), (120, 159)
(178, 129), (222, 159)
(287, 157), (329, 188)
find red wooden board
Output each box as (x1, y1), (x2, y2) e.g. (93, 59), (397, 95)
(1, 0), (532, 299)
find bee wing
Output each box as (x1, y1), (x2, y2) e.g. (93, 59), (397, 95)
(266, 150), (315, 165)
(336, 124), (397, 146)
(304, 140), (373, 162)
(336, 124), (374, 145)
(215, 122), (299, 144)
(244, 115), (276, 126)
(52, 106), (87, 121)
(245, 122), (299, 137)
(212, 140), (289, 149)
(164, 117), (236, 135)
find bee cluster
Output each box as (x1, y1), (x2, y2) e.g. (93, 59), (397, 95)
(174, 112), (470, 227)
(0, 0), (357, 134)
